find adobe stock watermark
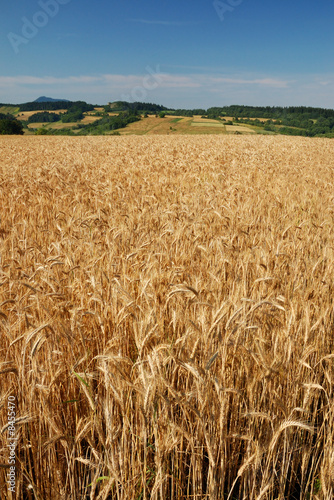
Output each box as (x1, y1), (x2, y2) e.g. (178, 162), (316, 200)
(8, 0), (72, 54)
(6, 396), (17, 494)
(120, 65), (164, 103)
(213, 0), (243, 21)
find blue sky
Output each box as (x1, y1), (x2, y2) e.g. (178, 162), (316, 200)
(1, 0), (334, 108)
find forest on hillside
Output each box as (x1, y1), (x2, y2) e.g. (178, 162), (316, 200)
(205, 105), (334, 137)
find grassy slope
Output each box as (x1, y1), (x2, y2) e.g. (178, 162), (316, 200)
(0, 106), (20, 115)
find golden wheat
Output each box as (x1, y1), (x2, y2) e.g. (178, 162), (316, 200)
(1, 135), (334, 499)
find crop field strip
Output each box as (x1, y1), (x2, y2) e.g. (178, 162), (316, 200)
(0, 135), (334, 499)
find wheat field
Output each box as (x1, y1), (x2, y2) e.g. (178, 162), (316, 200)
(1, 135), (334, 499)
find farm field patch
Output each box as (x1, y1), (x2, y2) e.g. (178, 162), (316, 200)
(17, 109), (67, 121)
(191, 121), (225, 127)
(27, 122), (77, 130)
(0, 135), (334, 499)
(0, 106), (20, 115)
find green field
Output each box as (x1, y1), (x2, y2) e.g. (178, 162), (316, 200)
(0, 106), (20, 115)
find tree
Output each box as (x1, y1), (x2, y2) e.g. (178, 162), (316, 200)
(28, 112), (60, 123)
(35, 127), (50, 135)
(159, 111), (166, 118)
(0, 117), (24, 135)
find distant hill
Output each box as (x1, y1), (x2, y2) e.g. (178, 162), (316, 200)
(34, 96), (70, 103)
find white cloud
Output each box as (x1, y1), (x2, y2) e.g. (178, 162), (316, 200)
(201, 76), (290, 88)
(0, 73), (290, 89)
(0, 75), (99, 86)
(0, 72), (333, 108)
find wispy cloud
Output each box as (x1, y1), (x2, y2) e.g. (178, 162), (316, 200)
(128, 18), (197, 26)
(164, 64), (230, 72)
(0, 75), (100, 86)
(0, 74), (290, 89)
(207, 77), (290, 88)
(1, 72), (333, 108)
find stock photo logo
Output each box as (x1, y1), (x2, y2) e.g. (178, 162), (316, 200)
(120, 65), (164, 103)
(213, 0), (243, 21)
(8, 0), (72, 54)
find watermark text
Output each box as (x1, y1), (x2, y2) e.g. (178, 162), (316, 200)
(6, 396), (17, 494)
(8, 0), (72, 54)
(120, 65), (164, 103)
(213, 0), (243, 22)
